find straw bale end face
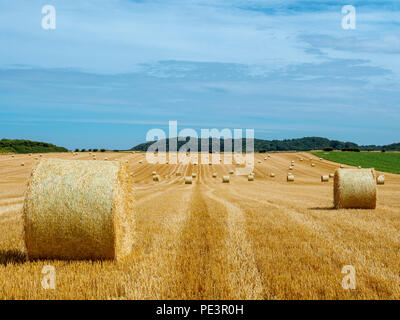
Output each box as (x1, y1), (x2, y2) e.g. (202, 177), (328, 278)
(23, 159), (134, 261)
(334, 168), (376, 209)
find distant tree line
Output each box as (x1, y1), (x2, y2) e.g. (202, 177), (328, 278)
(131, 136), (400, 153)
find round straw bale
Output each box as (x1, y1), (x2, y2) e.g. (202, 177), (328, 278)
(311, 163), (315, 167)
(105, 158), (108, 161)
(321, 175), (329, 182)
(258, 160), (262, 163)
(248, 174), (254, 181)
(376, 175), (385, 185)
(192, 173), (197, 178)
(23, 159), (134, 260)
(222, 175), (230, 183)
(357, 166), (362, 169)
(289, 166), (293, 170)
(287, 175), (294, 182)
(29, 153), (32, 156)
(153, 175), (159, 182)
(21, 163), (25, 166)
(152, 171), (157, 176)
(340, 164), (344, 168)
(138, 160), (142, 164)
(11, 155), (15, 158)
(212, 173), (217, 178)
(329, 173), (334, 178)
(229, 170), (234, 174)
(185, 176), (192, 184)
(264, 157), (267, 160)
(300, 158), (304, 161)
(334, 169), (376, 209)
(270, 173), (275, 177)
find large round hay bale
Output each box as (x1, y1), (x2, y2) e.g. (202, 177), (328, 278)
(376, 175), (385, 185)
(222, 175), (230, 183)
(192, 173), (197, 178)
(212, 173), (217, 178)
(270, 173), (275, 177)
(311, 163), (315, 167)
(229, 170), (234, 174)
(287, 175), (294, 182)
(185, 176), (192, 184)
(153, 175), (160, 182)
(329, 173), (334, 178)
(248, 174), (254, 181)
(321, 175), (329, 182)
(23, 159), (134, 260)
(334, 169), (376, 209)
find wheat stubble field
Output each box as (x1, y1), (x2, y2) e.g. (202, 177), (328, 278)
(0, 152), (400, 299)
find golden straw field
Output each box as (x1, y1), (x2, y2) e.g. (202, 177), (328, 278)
(0, 151), (400, 299)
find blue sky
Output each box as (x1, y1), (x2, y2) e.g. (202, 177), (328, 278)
(0, 0), (399, 149)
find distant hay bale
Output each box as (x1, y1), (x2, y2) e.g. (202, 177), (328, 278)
(289, 166), (293, 170)
(264, 157), (267, 160)
(152, 171), (157, 176)
(11, 155), (15, 158)
(125, 160), (128, 163)
(329, 173), (334, 178)
(311, 163), (315, 167)
(40, 154), (42, 157)
(270, 173), (275, 177)
(166, 161), (169, 164)
(105, 158), (108, 161)
(376, 175), (385, 185)
(319, 158), (323, 161)
(21, 163), (25, 166)
(321, 175), (329, 182)
(185, 176), (192, 184)
(153, 175), (160, 182)
(29, 153), (32, 156)
(287, 175), (294, 182)
(222, 175), (230, 183)
(176, 172), (181, 176)
(291, 160), (294, 164)
(23, 159), (134, 260)
(34, 157), (38, 160)
(248, 174), (254, 181)
(340, 164), (344, 168)
(229, 170), (234, 174)
(192, 173), (197, 178)
(138, 160), (142, 164)
(300, 158), (304, 161)
(212, 173), (217, 178)
(334, 168), (376, 209)
(357, 166), (362, 169)
(258, 160), (262, 163)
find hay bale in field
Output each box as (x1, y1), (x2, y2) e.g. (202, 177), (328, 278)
(153, 175), (160, 182)
(258, 160), (262, 163)
(287, 175), (294, 182)
(176, 172), (181, 176)
(212, 173), (217, 178)
(311, 163), (315, 167)
(152, 171), (157, 176)
(23, 159), (134, 260)
(34, 157), (38, 160)
(340, 164), (344, 168)
(229, 170), (234, 174)
(29, 153), (32, 156)
(289, 166), (293, 170)
(321, 175), (329, 182)
(300, 158), (304, 161)
(125, 160), (129, 163)
(21, 163), (25, 166)
(105, 158), (108, 161)
(319, 158), (323, 161)
(376, 175), (385, 185)
(138, 160), (142, 164)
(329, 173), (334, 178)
(264, 157), (267, 160)
(222, 175), (230, 183)
(248, 174), (254, 181)
(185, 176), (192, 184)
(192, 173), (197, 178)
(334, 168), (376, 209)
(270, 173), (275, 177)
(357, 166), (362, 169)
